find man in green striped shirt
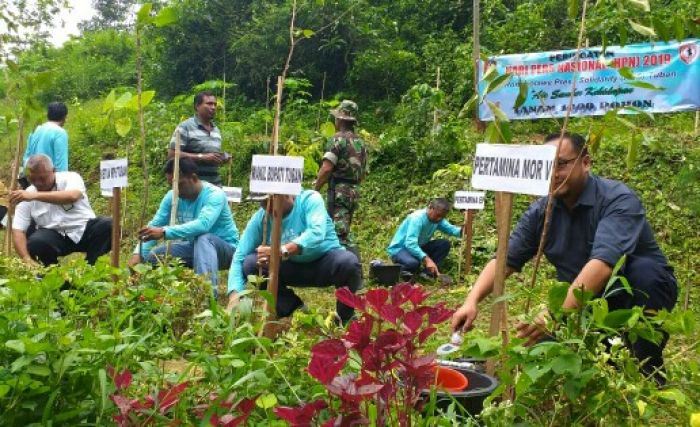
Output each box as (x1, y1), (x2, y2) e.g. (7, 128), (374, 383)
(168, 91), (230, 185)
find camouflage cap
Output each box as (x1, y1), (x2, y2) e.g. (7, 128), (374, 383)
(330, 100), (358, 122)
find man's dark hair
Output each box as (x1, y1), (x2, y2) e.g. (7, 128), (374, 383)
(544, 132), (588, 155)
(429, 198), (451, 212)
(47, 102), (68, 121)
(165, 158), (199, 177)
(194, 91), (215, 109)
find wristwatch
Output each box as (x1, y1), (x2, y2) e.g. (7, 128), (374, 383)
(281, 245), (290, 260)
(197, 153), (203, 159)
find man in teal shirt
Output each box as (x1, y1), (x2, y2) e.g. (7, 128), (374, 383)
(129, 158), (239, 295)
(23, 102), (69, 174)
(387, 198), (462, 279)
(227, 190), (361, 324)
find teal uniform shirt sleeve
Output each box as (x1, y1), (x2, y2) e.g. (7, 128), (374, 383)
(438, 218), (462, 238)
(53, 131), (68, 171)
(140, 192), (172, 257)
(163, 189), (225, 240)
(228, 210), (264, 294)
(291, 192), (329, 249)
(404, 215), (427, 261)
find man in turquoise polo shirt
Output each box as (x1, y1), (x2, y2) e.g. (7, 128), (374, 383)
(23, 102), (69, 173)
(129, 158), (239, 296)
(227, 190), (362, 324)
(168, 91), (230, 186)
(387, 198), (462, 280)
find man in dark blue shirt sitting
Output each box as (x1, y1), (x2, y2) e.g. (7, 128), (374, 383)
(451, 132), (677, 383)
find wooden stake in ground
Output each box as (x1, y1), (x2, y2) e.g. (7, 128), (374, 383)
(472, 0), (485, 132)
(262, 76), (286, 323)
(4, 116), (24, 254)
(167, 130), (182, 256)
(110, 187), (122, 272)
(462, 209), (475, 278)
(486, 191), (514, 376)
(433, 67), (441, 128)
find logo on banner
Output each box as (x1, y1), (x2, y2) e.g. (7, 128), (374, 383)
(679, 43), (698, 65)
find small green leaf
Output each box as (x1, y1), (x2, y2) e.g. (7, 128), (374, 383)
(653, 17), (670, 42)
(256, 393), (278, 409)
(567, 0), (579, 19)
(103, 90), (116, 113)
(619, 23), (629, 46)
(629, 20), (656, 38)
(481, 64), (498, 82)
(626, 136), (640, 169)
(5, 340), (25, 354)
(656, 388), (687, 406)
(514, 80), (528, 109)
(320, 122), (335, 138)
(302, 29), (315, 38)
(625, 81), (665, 91)
(673, 16), (686, 41)
(114, 92), (133, 110)
(487, 101), (509, 122)
(136, 3), (153, 24)
(458, 93), (479, 118)
(26, 365), (51, 377)
(628, 0), (650, 12)
(484, 74), (512, 96)
(551, 353), (581, 376)
(636, 399), (647, 416)
(618, 67), (634, 80)
(153, 6), (177, 27)
(0, 385), (10, 398)
(115, 117), (132, 137)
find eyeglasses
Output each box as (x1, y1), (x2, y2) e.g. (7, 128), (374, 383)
(555, 156), (579, 169)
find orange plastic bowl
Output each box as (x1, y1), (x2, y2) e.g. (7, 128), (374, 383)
(432, 365), (469, 393)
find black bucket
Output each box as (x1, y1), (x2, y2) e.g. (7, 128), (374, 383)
(421, 366), (498, 416)
(369, 264), (401, 286)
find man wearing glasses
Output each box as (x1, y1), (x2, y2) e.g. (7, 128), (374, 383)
(9, 154), (112, 267)
(451, 132), (677, 384)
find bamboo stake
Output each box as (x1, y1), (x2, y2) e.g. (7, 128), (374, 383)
(136, 25), (150, 233)
(695, 110), (699, 136)
(433, 67), (441, 128)
(486, 192), (514, 376)
(472, 0), (484, 131)
(111, 187), (122, 273)
(316, 71), (327, 131)
(463, 209), (475, 277)
(5, 116), (24, 254)
(525, 0), (590, 313)
(167, 130), (181, 256)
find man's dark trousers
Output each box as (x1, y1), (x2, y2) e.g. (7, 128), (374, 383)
(391, 239), (451, 274)
(27, 217), (112, 265)
(243, 249), (362, 324)
(604, 254), (677, 382)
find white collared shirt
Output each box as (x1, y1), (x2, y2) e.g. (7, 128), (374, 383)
(12, 172), (96, 243)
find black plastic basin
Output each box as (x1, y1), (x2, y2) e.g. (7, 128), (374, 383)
(421, 366), (499, 416)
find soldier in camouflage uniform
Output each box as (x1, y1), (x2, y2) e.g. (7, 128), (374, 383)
(313, 100), (368, 251)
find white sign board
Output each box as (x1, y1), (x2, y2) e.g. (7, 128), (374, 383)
(249, 155), (304, 195)
(471, 144), (556, 196)
(454, 191), (486, 210)
(223, 186), (242, 203)
(100, 158), (128, 193)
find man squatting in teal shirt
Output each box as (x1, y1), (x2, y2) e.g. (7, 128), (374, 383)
(129, 158), (239, 296)
(387, 198), (462, 279)
(227, 190), (362, 324)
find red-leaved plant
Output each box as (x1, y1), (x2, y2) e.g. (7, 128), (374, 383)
(107, 366), (255, 426)
(274, 283), (454, 426)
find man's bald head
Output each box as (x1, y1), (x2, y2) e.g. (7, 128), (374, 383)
(26, 154), (55, 173)
(25, 155), (56, 191)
